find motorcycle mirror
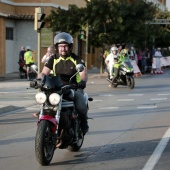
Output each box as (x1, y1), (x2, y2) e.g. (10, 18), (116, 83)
(69, 64), (84, 84)
(76, 64), (84, 72)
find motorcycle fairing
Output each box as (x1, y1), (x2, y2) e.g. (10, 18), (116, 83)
(38, 115), (57, 133)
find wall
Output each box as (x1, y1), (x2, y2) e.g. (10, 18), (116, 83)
(5, 19), (37, 73)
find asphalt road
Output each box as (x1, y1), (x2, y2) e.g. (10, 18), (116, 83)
(0, 68), (170, 170)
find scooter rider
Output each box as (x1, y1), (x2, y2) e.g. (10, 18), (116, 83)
(38, 32), (89, 135)
(105, 46), (118, 79)
(112, 49), (128, 83)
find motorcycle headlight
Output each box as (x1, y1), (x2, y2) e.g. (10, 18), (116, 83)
(35, 92), (46, 104)
(49, 93), (61, 106)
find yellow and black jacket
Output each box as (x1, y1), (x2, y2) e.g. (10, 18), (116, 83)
(45, 53), (85, 84)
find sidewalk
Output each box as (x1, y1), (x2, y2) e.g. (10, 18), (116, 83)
(0, 68), (108, 81)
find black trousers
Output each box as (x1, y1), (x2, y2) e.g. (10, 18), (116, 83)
(74, 89), (88, 122)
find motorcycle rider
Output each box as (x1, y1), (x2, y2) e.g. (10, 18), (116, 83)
(38, 32), (89, 135)
(105, 46), (118, 79)
(111, 49), (129, 83)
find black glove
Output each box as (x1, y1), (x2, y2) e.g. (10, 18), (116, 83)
(30, 80), (37, 88)
(78, 80), (86, 89)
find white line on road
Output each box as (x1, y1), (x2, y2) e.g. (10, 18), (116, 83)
(150, 98), (167, 101)
(142, 127), (170, 170)
(128, 94), (143, 96)
(99, 94), (115, 96)
(99, 107), (119, 109)
(137, 106), (157, 109)
(93, 100), (103, 102)
(117, 99), (134, 101)
(157, 93), (170, 96)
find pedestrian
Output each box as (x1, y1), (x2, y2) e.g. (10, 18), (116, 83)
(37, 32), (89, 135)
(117, 44), (122, 56)
(19, 46), (25, 64)
(24, 46), (34, 80)
(136, 50), (142, 71)
(151, 47), (163, 74)
(41, 47), (53, 64)
(130, 46), (138, 63)
(103, 46), (110, 73)
(18, 46), (26, 78)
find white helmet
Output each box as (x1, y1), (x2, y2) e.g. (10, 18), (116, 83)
(111, 46), (118, 51)
(26, 46), (31, 50)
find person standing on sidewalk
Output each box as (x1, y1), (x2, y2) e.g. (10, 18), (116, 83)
(151, 48), (163, 74)
(18, 46), (26, 78)
(41, 47), (54, 64)
(24, 46), (34, 80)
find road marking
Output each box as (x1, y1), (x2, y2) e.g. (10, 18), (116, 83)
(137, 106), (157, 109)
(117, 99), (134, 101)
(150, 98), (167, 101)
(157, 93), (170, 96)
(142, 127), (170, 170)
(99, 107), (119, 109)
(128, 94), (143, 96)
(99, 94), (114, 96)
(93, 100), (102, 102)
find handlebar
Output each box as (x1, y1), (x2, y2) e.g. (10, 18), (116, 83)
(30, 80), (78, 93)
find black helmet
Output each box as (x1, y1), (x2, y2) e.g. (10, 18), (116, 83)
(54, 32), (73, 45)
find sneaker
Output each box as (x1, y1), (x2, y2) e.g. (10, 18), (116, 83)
(80, 121), (89, 135)
(33, 113), (39, 118)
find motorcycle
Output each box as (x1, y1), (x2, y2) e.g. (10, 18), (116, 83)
(30, 64), (93, 166)
(107, 58), (135, 89)
(28, 64), (38, 80)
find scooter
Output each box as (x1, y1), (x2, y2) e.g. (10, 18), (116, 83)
(107, 58), (135, 89)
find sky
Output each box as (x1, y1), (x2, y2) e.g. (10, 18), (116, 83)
(167, 0), (170, 11)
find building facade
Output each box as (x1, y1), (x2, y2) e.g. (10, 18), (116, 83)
(0, 0), (95, 77)
(146, 0), (166, 10)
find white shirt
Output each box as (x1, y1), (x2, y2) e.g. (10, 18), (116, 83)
(154, 51), (162, 57)
(105, 53), (117, 68)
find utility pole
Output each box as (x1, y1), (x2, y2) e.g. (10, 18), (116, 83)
(85, 26), (89, 68)
(34, 7), (46, 74)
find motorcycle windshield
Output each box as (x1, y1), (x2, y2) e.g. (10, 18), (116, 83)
(122, 58), (133, 69)
(44, 75), (63, 88)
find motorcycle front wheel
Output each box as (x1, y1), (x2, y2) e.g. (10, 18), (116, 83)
(127, 77), (135, 89)
(67, 131), (84, 152)
(35, 120), (55, 166)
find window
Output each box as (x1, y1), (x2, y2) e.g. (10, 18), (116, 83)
(6, 27), (13, 40)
